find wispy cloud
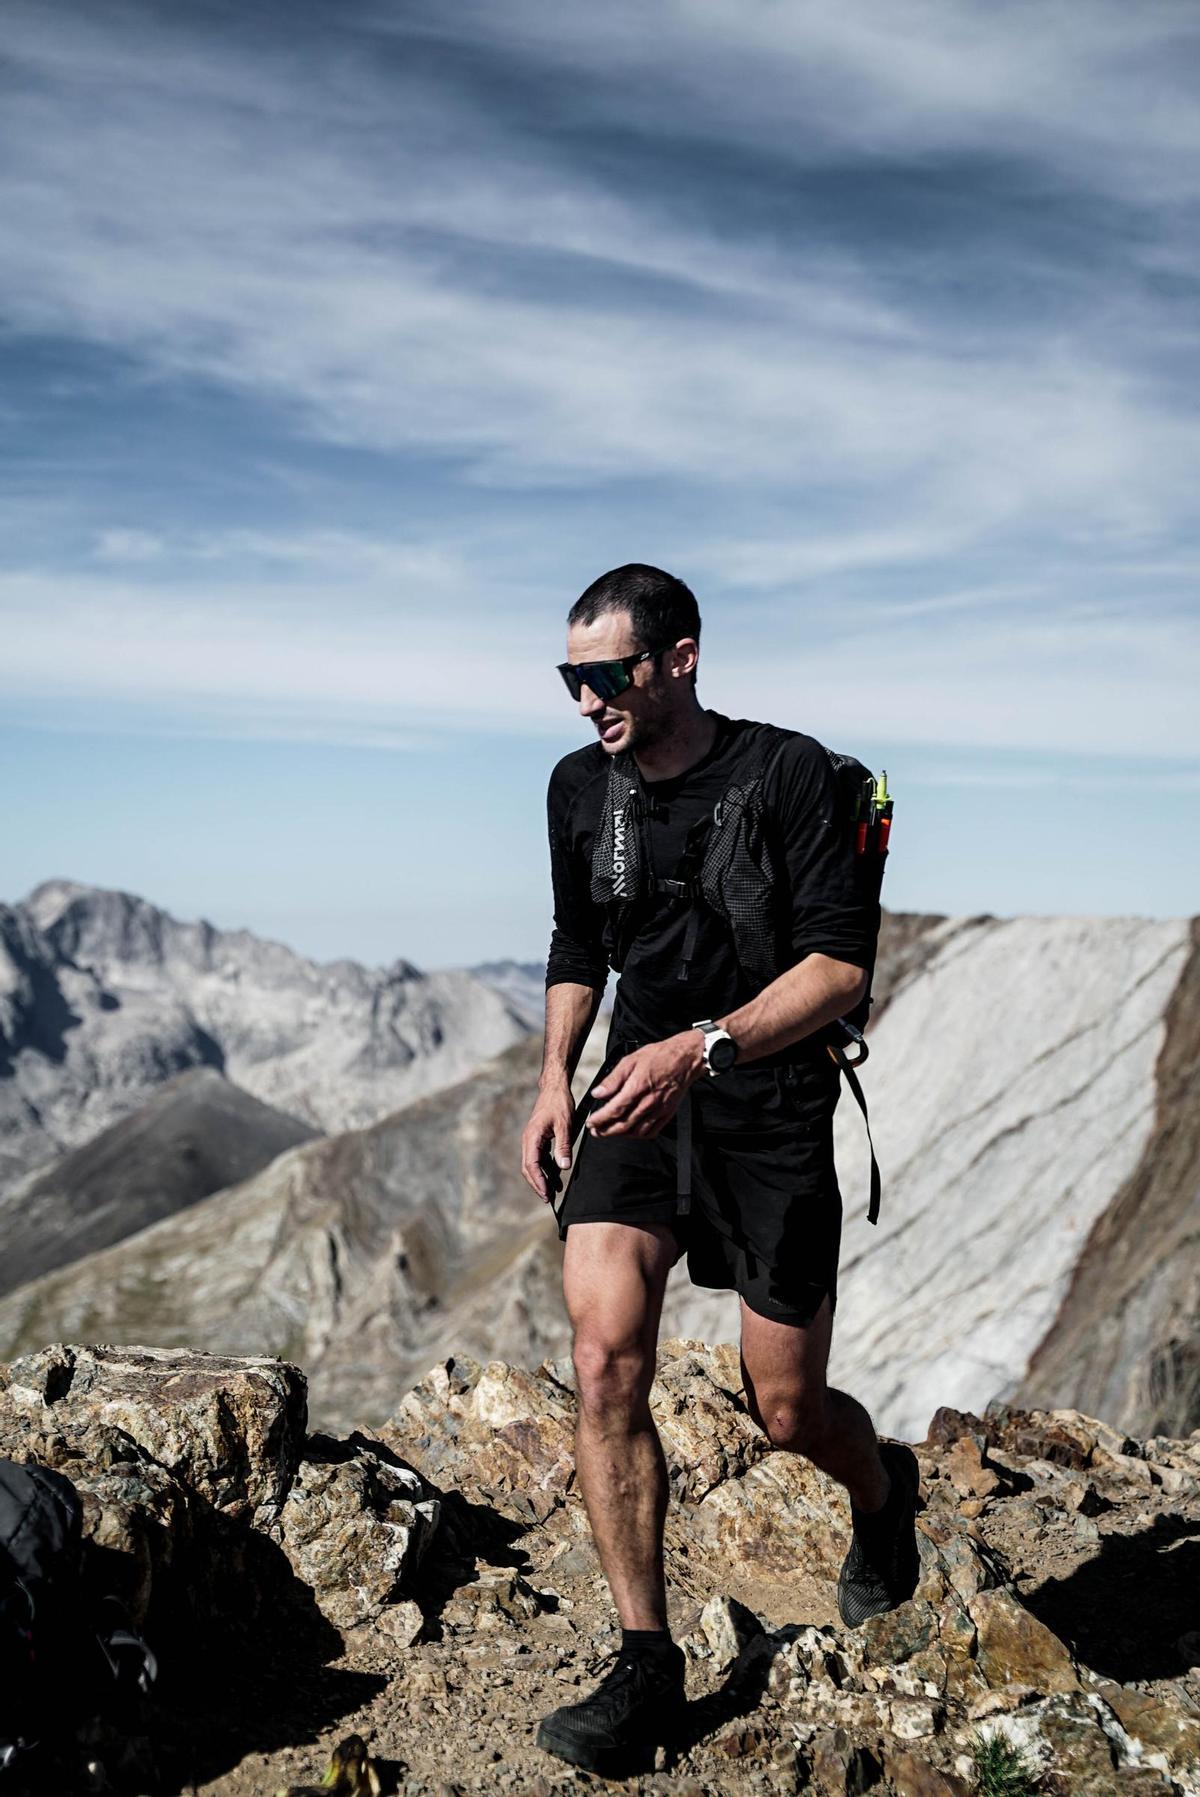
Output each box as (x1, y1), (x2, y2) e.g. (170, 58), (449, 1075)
(0, 0), (1196, 782)
(3, 557), (1195, 761)
(413, 1), (1200, 204)
(93, 528), (165, 563)
(1, 1), (1196, 525)
(93, 525), (466, 588)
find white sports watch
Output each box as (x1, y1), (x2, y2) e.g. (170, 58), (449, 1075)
(693, 1018), (738, 1077)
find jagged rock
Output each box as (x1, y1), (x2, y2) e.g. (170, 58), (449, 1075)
(1008, 1411), (1104, 1469)
(970, 1587), (1080, 1696)
(441, 1568), (550, 1632)
(72, 1454), (198, 1626)
(862, 1599), (938, 1669)
(694, 1447), (850, 1581)
(1060, 1477), (1107, 1515)
(649, 1342), (767, 1502)
(375, 1598), (425, 1647)
(882, 1746), (970, 1795)
(979, 1690), (1181, 1795)
(712, 1722), (770, 1759)
(276, 1436), (439, 1630)
(944, 1435), (1003, 1499)
(924, 1406), (990, 1450)
(700, 1593), (762, 1667)
(916, 1513), (1007, 1605)
(887, 1694), (942, 1738)
(1089, 1679), (1200, 1785)
(385, 1356), (576, 1521)
(808, 1733), (884, 1794)
(0, 1343), (306, 1524)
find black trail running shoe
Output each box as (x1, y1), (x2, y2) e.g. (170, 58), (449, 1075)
(535, 1643), (686, 1775)
(837, 1440), (922, 1628)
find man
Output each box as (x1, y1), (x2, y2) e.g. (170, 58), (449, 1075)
(520, 564), (919, 1776)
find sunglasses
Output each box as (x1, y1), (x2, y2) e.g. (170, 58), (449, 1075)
(556, 645), (669, 703)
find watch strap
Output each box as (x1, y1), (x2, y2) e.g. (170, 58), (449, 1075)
(692, 1018), (736, 1076)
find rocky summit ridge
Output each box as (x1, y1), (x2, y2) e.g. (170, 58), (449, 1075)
(2, 1338), (1198, 1795)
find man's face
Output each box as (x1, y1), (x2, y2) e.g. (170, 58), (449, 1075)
(565, 610), (674, 758)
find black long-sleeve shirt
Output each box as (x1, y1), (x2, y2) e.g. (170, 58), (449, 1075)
(545, 711), (875, 1065)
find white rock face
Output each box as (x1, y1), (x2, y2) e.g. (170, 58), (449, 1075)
(662, 915), (1191, 1441)
(0, 879), (530, 1189)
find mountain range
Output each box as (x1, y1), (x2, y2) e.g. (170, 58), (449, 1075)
(0, 878), (530, 1194)
(0, 881), (1195, 1443)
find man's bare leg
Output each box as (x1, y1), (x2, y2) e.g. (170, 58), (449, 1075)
(562, 1220), (679, 1628)
(739, 1294), (890, 1511)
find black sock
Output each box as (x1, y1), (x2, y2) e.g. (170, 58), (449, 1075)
(852, 1462), (901, 1540)
(621, 1627), (676, 1660)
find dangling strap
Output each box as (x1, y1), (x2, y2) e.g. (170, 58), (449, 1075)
(674, 1086), (721, 1217)
(677, 908), (702, 984)
(675, 1087), (693, 1215)
(829, 1044), (881, 1225)
(651, 812), (718, 984)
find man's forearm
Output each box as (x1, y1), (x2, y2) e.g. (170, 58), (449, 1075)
(541, 980), (604, 1089)
(717, 953), (868, 1065)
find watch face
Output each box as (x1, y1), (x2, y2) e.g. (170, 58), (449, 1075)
(708, 1033), (737, 1072)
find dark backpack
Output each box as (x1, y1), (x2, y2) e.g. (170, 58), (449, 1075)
(588, 724), (893, 1220)
(591, 726), (887, 989)
(0, 1460), (157, 1787)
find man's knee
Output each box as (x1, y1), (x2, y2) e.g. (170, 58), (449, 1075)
(753, 1387), (831, 1455)
(572, 1330), (655, 1421)
(563, 1222), (675, 1422)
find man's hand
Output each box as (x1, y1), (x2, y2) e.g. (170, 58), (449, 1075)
(521, 1081), (575, 1202)
(586, 1031), (705, 1139)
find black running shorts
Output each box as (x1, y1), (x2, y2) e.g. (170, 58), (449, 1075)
(556, 1054), (842, 1328)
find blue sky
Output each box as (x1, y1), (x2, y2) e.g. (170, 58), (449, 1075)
(1, 1), (1197, 968)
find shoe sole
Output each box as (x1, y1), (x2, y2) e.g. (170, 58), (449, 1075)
(535, 1704), (684, 1776)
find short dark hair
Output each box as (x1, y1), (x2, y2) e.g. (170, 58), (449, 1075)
(568, 564), (701, 684)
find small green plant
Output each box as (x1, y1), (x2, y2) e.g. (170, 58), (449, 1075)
(971, 1730), (1039, 1796)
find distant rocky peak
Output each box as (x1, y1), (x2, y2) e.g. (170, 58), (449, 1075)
(1, 877), (532, 1192)
(0, 900), (54, 979)
(20, 877), (90, 924)
(0, 901), (89, 1074)
(381, 957), (424, 983)
(20, 880), (434, 990)
(25, 878), (181, 971)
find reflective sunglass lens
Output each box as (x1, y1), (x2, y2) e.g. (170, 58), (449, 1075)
(558, 661), (630, 702)
(587, 665), (624, 701)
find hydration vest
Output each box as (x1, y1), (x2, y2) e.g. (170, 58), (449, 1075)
(587, 723), (890, 1222)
